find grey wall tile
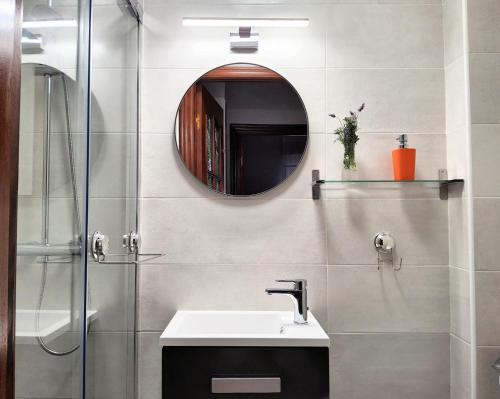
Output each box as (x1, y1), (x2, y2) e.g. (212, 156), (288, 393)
(474, 198), (500, 271)
(450, 266), (471, 342)
(145, 0), (443, 4)
(327, 68), (445, 134)
(141, 133), (325, 200)
(88, 198), (136, 252)
(476, 271), (500, 346)
(325, 133), (447, 182)
(330, 333), (450, 399)
(92, 5), (138, 68)
(140, 198), (326, 264)
(138, 332), (162, 399)
(450, 335), (471, 399)
(141, 67), (326, 135)
(448, 195), (469, 270)
(327, 4), (443, 68)
(15, 261), (73, 311)
(15, 333), (78, 398)
(86, 332), (135, 399)
(470, 54), (500, 125)
(88, 264), (136, 332)
(91, 68), (138, 133)
(139, 264), (327, 331)
(472, 124), (500, 198)
(325, 199), (449, 265)
(141, 68), (204, 134)
(477, 346), (500, 399)
(328, 265), (449, 333)
(468, 0), (500, 54)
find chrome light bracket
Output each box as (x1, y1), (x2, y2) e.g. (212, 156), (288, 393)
(230, 27), (259, 52)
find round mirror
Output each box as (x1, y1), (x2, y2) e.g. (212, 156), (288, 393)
(175, 63), (308, 196)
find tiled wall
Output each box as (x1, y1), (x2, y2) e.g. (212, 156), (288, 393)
(138, 1), (451, 398)
(468, 0), (500, 398)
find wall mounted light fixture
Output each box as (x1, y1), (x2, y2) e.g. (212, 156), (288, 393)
(182, 17), (309, 51)
(22, 19), (77, 28)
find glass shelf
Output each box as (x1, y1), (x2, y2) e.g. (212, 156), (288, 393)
(316, 179), (464, 184)
(311, 169), (464, 200)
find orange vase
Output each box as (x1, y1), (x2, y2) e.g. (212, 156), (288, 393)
(392, 148), (416, 181)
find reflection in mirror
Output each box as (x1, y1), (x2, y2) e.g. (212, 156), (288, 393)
(175, 63), (308, 196)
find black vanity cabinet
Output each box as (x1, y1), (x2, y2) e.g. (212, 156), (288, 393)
(162, 346), (330, 398)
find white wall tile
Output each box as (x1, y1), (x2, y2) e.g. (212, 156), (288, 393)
(327, 4), (443, 68)
(330, 333), (450, 399)
(476, 271), (500, 346)
(327, 68), (445, 134)
(445, 57), (467, 133)
(325, 199), (449, 265)
(142, 4), (327, 69)
(450, 266), (471, 342)
(474, 198), (500, 271)
(141, 198), (326, 264)
(328, 265), (449, 333)
(472, 124), (500, 197)
(139, 264), (327, 331)
(451, 335), (471, 399)
(470, 54), (500, 125)
(443, 0), (464, 66)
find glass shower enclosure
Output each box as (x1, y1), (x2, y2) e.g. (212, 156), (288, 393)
(15, 0), (140, 398)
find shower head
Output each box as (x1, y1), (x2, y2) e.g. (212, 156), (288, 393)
(23, 4), (77, 28)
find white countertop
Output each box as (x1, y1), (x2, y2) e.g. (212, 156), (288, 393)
(160, 310), (330, 347)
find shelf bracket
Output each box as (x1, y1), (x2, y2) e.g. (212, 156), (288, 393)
(439, 169), (449, 200)
(312, 169), (321, 200)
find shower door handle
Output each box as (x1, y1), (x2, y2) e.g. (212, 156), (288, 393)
(90, 231), (110, 262)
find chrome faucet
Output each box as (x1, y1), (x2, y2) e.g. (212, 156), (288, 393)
(265, 279), (308, 324)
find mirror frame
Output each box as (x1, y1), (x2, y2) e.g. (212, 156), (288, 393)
(174, 62), (310, 197)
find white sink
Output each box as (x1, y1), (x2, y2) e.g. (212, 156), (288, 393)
(160, 310), (329, 347)
(16, 309), (98, 345)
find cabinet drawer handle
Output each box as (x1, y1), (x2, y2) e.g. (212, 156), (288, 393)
(211, 377), (281, 393)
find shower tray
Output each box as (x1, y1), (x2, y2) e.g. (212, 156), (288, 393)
(16, 309), (97, 345)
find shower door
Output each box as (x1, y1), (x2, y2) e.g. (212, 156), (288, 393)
(15, 0), (139, 398)
(84, 1), (140, 398)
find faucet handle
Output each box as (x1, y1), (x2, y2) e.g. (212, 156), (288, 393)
(276, 279), (307, 289)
